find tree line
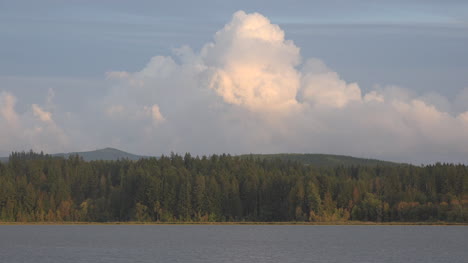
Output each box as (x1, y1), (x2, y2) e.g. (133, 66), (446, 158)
(0, 151), (467, 222)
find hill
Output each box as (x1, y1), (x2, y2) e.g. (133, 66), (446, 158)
(240, 153), (399, 167)
(1, 148), (397, 166)
(54, 147), (148, 161)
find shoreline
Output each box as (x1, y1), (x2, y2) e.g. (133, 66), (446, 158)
(1, 221), (466, 226)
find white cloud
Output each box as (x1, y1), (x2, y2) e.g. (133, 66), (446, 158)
(1, 11), (468, 164)
(147, 104), (165, 123)
(97, 11), (468, 163)
(32, 104), (53, 123)
(0, 92), (19, 124)
(364, 91), (384, 103)
(205, 11), (301, 113)
(300, 58), (361, 108)
(0, 91), (69, 154)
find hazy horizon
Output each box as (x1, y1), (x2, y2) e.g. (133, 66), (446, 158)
(1, 1), (468, 164)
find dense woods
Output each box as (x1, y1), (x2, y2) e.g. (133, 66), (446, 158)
(0, 151), (467, 223)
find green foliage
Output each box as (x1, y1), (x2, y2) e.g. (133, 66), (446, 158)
(0, 151), (467, 222)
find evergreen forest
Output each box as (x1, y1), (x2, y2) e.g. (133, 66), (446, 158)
(0, 151), (467, 223)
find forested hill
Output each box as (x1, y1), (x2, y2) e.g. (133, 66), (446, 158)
(1, 149), (397, 167)
(241, 153), (398, 167)
(0, 151), (466, 223)
(55, 148), (147, 162)
(0, 148), (147, 163)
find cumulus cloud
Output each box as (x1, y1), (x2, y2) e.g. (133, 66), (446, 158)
(146, 105), (165, 123)
(0, 91), (69, 154)
(206, 11), (301, 113)
(300, 58), (361, 108)
(1, 10), (468, 164)
(0, 92), (19, 125)
(32, 104), (53, 123)
(101, 10), (468, 163)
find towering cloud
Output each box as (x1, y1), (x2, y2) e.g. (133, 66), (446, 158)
(206, 11), (301, 113)
(1, 11), (467, 163)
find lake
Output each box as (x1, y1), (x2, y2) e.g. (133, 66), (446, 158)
(0, 225), (466, 262)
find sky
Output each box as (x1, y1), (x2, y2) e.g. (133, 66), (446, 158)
(0, 0), (467, 164)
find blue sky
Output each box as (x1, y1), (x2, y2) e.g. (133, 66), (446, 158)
(0, 0), (467, 163)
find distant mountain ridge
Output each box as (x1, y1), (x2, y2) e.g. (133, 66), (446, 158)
(54, 147), (148, 161)
(241, 153), (399, 167)
(0, 148), (148, 162)
(1, 148), (398, 166)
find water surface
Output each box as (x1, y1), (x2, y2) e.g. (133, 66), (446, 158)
(0, 225), (466, 263)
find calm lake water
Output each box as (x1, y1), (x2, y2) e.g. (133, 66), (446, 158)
(0, 225), (466, 263)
